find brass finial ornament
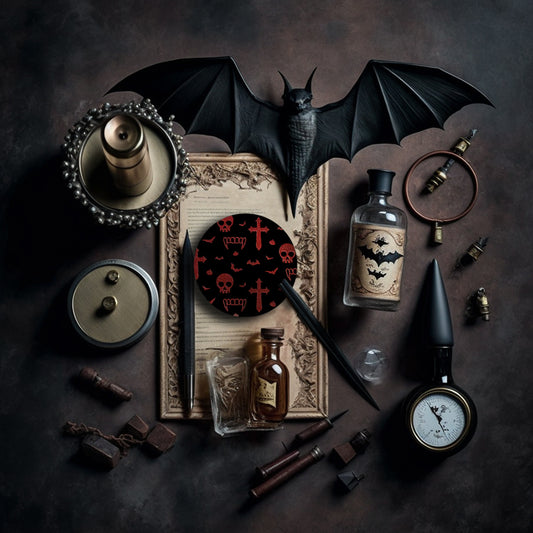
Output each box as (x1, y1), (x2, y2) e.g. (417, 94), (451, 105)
(456, 237), (488, 269)
(425, 129), (478, 193)
(466, 237), (488, 261)
(62, 99), (191, 229)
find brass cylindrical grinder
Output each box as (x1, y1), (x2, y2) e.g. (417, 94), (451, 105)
(101, 114), (153, 196)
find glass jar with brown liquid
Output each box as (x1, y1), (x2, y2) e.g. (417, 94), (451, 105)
(250, 328), (289, 423)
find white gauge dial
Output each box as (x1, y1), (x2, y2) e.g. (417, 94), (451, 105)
(409, 388), (470, 450)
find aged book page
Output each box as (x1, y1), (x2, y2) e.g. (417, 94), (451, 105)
(159, 153), (328, 419)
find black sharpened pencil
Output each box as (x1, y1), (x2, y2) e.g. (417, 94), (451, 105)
(182, 230), (195, 412)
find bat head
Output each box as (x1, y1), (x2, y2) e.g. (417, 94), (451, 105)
(279, 68), (317, 113)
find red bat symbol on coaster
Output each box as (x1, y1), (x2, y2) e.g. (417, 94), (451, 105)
(231, 263), (243, 272)
(247, 259), (260, 266)
(202, 236), (216, 243)
(266, 268), (279, 275)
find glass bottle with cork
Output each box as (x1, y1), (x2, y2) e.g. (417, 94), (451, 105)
(343, 169), (407, 311)
(250, 327), (289, 423)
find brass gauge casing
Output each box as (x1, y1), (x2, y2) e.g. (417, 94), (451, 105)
(68, 259), (158, 349)
(403, 384), (477, 456)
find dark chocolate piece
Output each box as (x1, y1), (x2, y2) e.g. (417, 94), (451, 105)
(331, 429), (371, 466)
(80, 434), (121, 469)
(144, 423), (176, 456)
(337, 471), (365, 492)
(332, 442), (357, 465)
(123, 415), (149, 440)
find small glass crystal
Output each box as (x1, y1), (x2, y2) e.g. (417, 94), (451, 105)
(354, 346), (388, 383)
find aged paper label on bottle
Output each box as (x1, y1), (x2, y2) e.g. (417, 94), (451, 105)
(350, 224), (405, 301)
(255, 376), (277, 408)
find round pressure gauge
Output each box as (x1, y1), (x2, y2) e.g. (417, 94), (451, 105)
(403, 385), (477, 456)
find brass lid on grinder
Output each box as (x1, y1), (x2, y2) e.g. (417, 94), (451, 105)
(68, 259), (158, 349)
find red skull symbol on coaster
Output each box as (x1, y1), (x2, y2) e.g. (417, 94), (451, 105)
(195, 213), (297, 317)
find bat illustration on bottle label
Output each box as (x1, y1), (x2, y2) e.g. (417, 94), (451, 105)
(350, 224), (405, 300)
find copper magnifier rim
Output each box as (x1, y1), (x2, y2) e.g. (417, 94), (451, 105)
(403, 150), (479, 224)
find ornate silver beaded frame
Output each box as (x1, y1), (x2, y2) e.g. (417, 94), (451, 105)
(62, 99), (190, 229)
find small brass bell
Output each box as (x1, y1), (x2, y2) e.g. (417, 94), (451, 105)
(466, 287), (490, 322)
(431, 222), (443, 245)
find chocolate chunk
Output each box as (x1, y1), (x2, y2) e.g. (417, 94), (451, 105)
(80, 434), (120, 469)
(123, 415), (149, 440)
(144, 423), (176, 456)
(331, 442), (357, 465)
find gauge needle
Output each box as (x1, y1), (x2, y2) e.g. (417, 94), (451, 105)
(427, 401), (450, 439)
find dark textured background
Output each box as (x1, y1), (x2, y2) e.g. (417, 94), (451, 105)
(1, 1), (532, 532)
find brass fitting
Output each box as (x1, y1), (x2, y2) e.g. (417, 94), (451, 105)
(475, 288), (490, 321)
(424, 129), (477, 193)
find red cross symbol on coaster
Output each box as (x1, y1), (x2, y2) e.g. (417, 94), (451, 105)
(248, 217), (269, 250)
(195, 213), (297, 316)
(249, 278), (269, 313)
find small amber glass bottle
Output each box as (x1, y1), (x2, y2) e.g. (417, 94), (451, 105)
(250, 328), (289, 423)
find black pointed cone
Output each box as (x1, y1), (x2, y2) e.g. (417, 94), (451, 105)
(425, 259), (454, 347)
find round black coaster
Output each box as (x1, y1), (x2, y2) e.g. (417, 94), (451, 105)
(195, 214), (297, 317)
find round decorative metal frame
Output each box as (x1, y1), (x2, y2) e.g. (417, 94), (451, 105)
(62, 99), (190, 229)
(403, 150), (479, 226)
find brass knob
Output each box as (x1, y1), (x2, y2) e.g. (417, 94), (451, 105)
(101, 296), (118, 313)
(106, 270), (120, 284)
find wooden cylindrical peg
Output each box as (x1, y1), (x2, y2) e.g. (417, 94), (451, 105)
(249, 446), (324, 499)
(78, 367), (133, 402)
(292, 419), (333, 446)
(256, 449), (300, 479)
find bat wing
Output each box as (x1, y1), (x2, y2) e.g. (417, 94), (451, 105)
(107, 57), (286, 173)
(313, 60), (493, 165)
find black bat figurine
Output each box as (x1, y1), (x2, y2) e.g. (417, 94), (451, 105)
(108, 57), (492, 216)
